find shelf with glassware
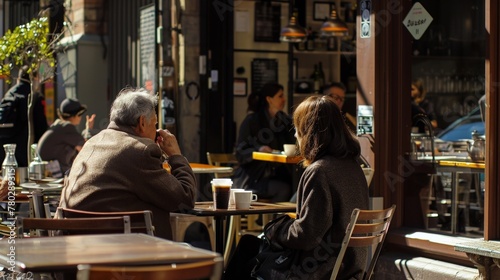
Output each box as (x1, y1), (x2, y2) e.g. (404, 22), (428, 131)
(290, 17), (356, 90)
(412, 54), (485, 130)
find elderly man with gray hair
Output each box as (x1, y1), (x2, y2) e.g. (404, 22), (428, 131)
(58, 87), (196, 240)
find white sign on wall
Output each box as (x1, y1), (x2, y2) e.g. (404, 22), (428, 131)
(403, 2), (433, 40)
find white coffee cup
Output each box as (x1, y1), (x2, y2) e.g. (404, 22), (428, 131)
(234, 191), (258, 210)
(283, 144), (296, 156)
(229, 188), (246, 206)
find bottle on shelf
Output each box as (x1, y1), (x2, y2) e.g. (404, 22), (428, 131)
(296, 40), (305, 51)
(310, 64), (321, 93)
(306, 27), (315, 51)
(318, 62), (325, 90)
(327, 37), (337, 51)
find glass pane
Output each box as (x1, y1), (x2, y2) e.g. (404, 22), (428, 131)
(410, 0), (485, 237)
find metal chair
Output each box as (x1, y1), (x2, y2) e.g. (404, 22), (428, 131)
(17, 216), (131, 237)
(330, 205), (396, 280)
(170, 213), (215, 251)
(76, 257), (224, 280)
(56, 207), (155, 236)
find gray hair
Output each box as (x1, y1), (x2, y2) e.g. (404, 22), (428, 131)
(110, 87), (158, 126)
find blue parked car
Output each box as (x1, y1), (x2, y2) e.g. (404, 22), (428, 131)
(437, 107), (485, 141)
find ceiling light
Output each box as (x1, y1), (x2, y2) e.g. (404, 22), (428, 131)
(280, 12), (307, 43)
(320, 9), (349, 37)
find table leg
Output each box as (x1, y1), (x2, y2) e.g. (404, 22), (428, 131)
(214, 216), (225, 255)
(451, 171), (459, 234)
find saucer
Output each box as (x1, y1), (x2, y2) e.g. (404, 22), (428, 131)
(20, 182), (63, 190)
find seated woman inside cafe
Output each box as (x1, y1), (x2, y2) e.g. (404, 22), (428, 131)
(224, 95), (369, 279)
(233, 82), (296, 202)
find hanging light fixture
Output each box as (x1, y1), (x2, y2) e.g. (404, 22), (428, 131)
(280, 11), (307, 43)
(320, 9), (349, 37)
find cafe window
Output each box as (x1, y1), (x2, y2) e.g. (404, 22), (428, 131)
(410, 0), (486, 237)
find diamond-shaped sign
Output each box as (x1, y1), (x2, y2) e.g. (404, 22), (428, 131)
(403, 2), (433, 40)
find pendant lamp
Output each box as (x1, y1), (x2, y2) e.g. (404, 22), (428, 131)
(280, 11), (307, 43)
(320, 9), (349, 37)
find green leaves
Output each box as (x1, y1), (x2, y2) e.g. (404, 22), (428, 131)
(0, 17), (55, 83)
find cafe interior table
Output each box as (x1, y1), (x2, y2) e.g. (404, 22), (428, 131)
(185, 201), (296, 255)
(252, 151), (302, 164)
(164, 162), (233, 175)
(189, 163), (233, 174)
(252, 151), (304, 193)
(436, 159), (485, 234)
(0, 233), (222, 273)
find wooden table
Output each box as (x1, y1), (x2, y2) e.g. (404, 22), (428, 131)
(163, 163), (232, 175)
(252, 151), (302, 164)
(0, 233), (221, 273)
(186, 201), (296, 255)
(189, 163), (233, 174)
(252, 152), (304, 194)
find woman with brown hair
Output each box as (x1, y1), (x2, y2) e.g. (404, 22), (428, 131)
(233, 82), (296, 202)
(412, 79), (438, 130)
(225, 95), (369, 279)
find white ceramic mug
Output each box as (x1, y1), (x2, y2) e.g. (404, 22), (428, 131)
(283, 144), (296, 156)
(229, 188), (246, 206)
(234, 191), (258, 210)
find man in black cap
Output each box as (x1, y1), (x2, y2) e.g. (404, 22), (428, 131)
(0, 66), (48, 167)
(37, 98), (96, 175)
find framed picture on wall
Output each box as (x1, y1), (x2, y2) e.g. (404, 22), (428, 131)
(314, 2), (335, 21)
(234, 78), (248, 97)
(254, 2), (281, 42)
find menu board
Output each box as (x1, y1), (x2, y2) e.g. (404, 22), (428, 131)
(254, 2), (281, 42)
(251, 59), (278, 93)
(139, 4), (156, 92)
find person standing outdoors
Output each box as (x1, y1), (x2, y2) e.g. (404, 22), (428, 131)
(233, 82), (296, 202)
(37, 98), (96, 176)
(57, 87), (196, 240)
(0, 66), (48, 167)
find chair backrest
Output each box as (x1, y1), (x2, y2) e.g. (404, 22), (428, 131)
(76, 257), (224, 280)
(330, 205), (396, 280)
(56, 207), (155, 236)
(17, 216), (131, 238)
(206, 152), (238, 178)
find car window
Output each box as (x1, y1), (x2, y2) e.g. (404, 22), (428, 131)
(437, 107), (485, 141)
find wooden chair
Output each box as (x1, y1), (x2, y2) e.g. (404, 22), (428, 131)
(330, 205), (396, 280)
(56, 207), (155, 236)
(76, 257), (224, 280)
(206, 152), (238, 178)
(16, 216), (131, 238)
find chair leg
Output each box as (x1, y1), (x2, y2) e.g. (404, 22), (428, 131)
(224, 216), (236, 264)
(170, 214), (215, 251)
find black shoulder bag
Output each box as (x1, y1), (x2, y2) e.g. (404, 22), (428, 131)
(250, 215), (300, 280)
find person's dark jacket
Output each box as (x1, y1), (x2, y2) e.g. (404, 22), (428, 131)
(0, 80), (48, 166)
(274, 156), (369, 279)
(233, 110), (295, 192)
